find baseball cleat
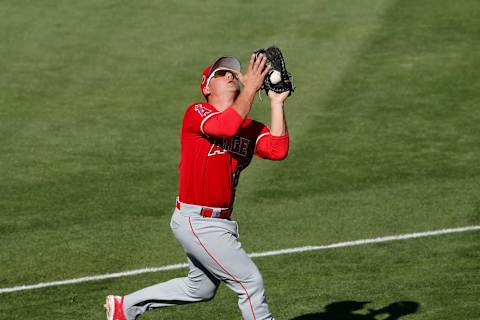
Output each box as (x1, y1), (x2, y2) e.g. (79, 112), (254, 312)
(104, 295), (126, 320)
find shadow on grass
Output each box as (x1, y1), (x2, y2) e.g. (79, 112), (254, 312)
(290, 300), (419, 320)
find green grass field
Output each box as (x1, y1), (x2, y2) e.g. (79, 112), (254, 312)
(1, 0), (479, 319)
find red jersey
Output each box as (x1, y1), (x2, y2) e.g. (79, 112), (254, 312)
(178, 102), (289, 208)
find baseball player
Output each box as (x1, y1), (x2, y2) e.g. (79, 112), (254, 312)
(105, 53), (290, 320)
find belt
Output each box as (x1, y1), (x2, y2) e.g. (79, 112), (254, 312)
(176, 199), (233, 219)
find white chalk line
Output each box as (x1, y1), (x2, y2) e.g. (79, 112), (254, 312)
(1, 225), (479, 294)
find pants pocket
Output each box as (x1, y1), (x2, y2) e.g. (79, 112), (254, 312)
(170, 209), (180, 230)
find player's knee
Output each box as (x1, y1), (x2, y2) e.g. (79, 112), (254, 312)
(185, 278), (218, 301)
(196, 283), (217, 301)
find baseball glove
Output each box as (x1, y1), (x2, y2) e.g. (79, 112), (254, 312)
(254, 46), (294, 96)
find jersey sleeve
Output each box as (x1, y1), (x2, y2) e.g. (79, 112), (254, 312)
(201, 107), (244, 139)
(182, 103), (212, 134)
(254, 126), (289, 160)
(182, 102), (244, 139)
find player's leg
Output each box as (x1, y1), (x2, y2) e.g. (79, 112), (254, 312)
(122, 254), (220, 320)
(222, 253), (271, 320)
(181, 216), (273, 320)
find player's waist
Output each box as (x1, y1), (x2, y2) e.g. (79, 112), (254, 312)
(176, 197), (233, 219)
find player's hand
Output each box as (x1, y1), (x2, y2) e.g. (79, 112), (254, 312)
(232, 54), (271, 93)
(268, 90), (290, 106)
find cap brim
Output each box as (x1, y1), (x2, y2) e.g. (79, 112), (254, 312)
(206, 56), (241, 87)
(210, 56), (241, 76)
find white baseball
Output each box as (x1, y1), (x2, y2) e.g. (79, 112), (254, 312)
(269, 70), (282, 84)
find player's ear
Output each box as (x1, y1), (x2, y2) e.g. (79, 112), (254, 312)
(202, 86), (211, 97)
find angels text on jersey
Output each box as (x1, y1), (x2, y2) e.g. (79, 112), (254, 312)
(208, 136), (253, 157)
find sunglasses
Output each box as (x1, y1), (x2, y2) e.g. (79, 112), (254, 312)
(213, 70), (238, 80)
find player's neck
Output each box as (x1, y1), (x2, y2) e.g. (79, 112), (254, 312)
(207, 95), (235, 112)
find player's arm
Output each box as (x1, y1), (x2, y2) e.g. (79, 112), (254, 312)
(201, 108), (244, 139)
(255, 91), (290, 160)
(268, 91), (289, 136)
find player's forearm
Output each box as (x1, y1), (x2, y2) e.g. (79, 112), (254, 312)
(269, 102), (287, 136)
(231, 86), (257, 119)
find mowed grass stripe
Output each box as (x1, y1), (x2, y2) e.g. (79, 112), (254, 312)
(1, 225), (478, 295)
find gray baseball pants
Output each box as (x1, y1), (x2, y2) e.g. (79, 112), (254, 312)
(122, 201), (273, 320)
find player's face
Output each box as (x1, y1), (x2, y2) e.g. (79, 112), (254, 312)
(208, 70), (240, 96)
